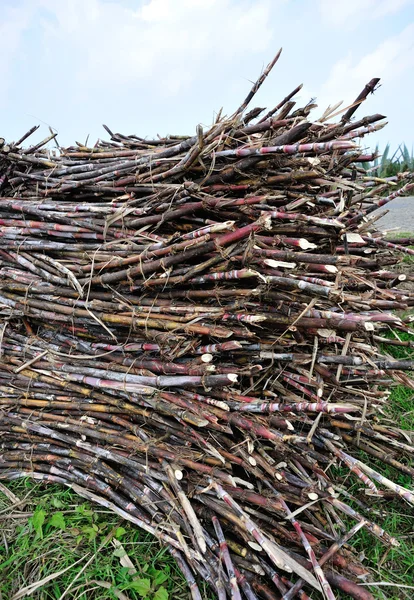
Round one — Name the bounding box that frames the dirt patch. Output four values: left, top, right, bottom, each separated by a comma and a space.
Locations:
376, 196, 414, 231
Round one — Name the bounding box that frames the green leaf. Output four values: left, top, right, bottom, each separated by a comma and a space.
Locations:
75, 504, 93, 516
153, 586, 168, 600
49, 512, 66, 531
82, 525, 98, 541
130, 578, 151, 597
52, 497, 64, 508
119, 567, 133, 580
31, 508, 46, 538
115, 526, 126, 539
153, 571, 168, 586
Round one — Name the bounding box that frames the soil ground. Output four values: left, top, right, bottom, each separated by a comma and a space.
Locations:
376, 196, 414, 231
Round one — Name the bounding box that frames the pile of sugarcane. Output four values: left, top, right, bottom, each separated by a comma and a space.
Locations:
1, 51, 414, 600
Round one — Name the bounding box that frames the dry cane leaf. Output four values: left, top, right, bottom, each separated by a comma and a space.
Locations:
12, 555, 89, 599
90, 580, 132, 600
112, 538, 137, 575
264, 538, 322, 592
0, 481, 22, 505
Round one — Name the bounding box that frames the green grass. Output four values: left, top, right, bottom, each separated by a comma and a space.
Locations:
0, 335, 413, 599
385, 232, 414, 240
0, 479, 190, 599
350, 507, 414, 600
384, 232, 414, 266
379, 330, 414, 430
329, 458, 414, 599
332, 330, 414, 599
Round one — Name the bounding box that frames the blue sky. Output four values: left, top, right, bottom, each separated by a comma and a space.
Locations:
1, 0, 414, 153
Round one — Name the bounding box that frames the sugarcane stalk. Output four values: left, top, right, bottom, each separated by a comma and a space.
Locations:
1, 58, 413, 600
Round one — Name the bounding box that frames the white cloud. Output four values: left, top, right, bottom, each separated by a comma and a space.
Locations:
0, 0, 282, 143
0, 2, 36, 98
34, 0, 274, 95
318, 0, 414, 27
317, 23, 414, 110
0, 0, 412, 150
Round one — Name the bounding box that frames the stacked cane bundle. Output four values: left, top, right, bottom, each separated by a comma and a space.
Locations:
1, 52, 413, 599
